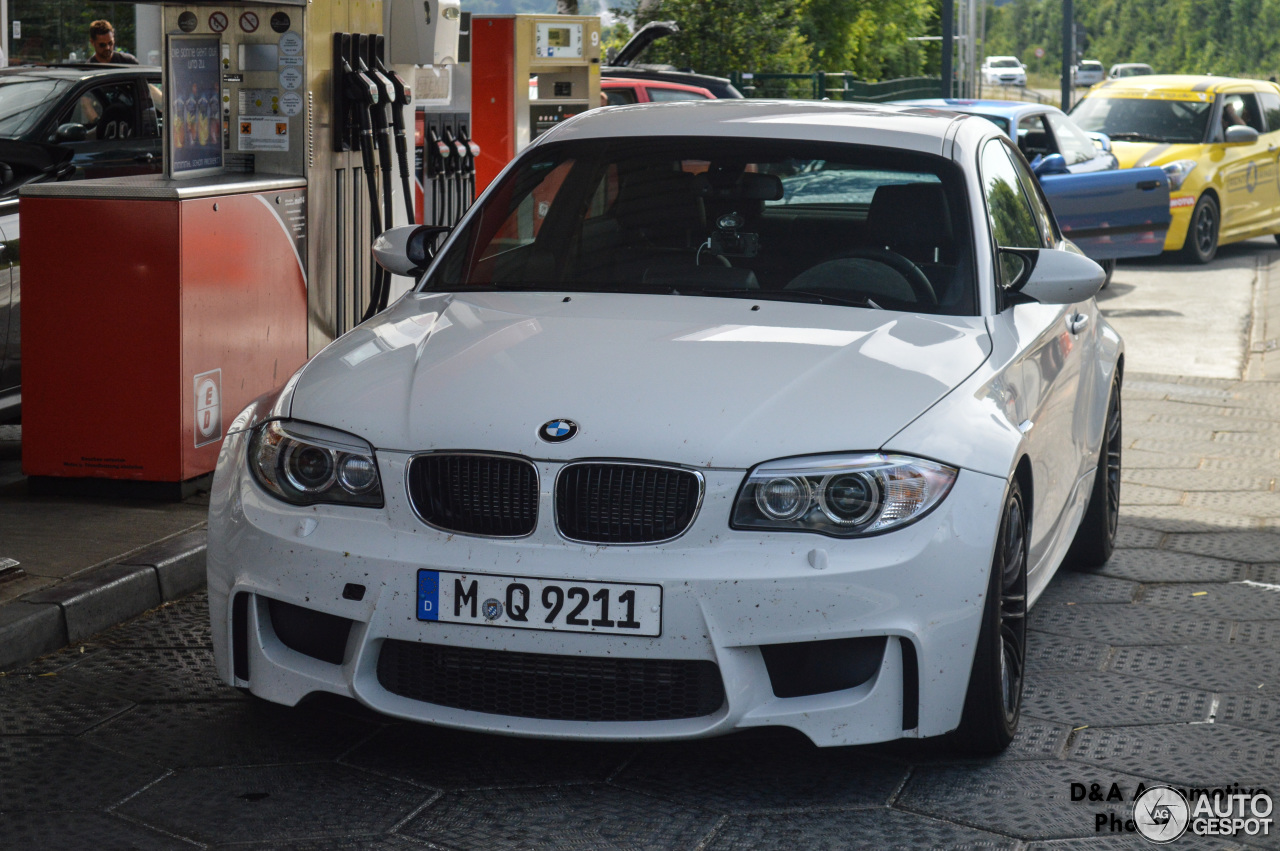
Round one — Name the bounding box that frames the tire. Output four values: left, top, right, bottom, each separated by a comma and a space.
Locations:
1066, 379, 1122, 569
953, 478, 1028, 756
1178, 194, 1219, 264
1099, 258, 1116, 289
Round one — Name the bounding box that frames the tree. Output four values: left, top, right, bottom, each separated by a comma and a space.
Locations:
801, 0, 934, 79
618, 0, 812, 76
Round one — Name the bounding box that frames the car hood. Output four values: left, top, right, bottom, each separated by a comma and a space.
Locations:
1111, 140, 1200, 170
289, 292, 992, 469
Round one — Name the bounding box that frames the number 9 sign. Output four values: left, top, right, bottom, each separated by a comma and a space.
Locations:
591, 31, 599, 46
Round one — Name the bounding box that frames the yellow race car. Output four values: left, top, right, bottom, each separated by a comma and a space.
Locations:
1071, 74, 1280, 262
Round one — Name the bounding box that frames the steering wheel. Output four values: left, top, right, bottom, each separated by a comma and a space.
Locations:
789, 247, 937, 306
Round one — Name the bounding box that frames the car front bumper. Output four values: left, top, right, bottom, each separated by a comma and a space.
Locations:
207, 431, 1007, 747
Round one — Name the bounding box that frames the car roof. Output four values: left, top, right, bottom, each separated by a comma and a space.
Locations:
0, 64, 159, 83
1091, 74, 1280, 96
544, 99, 979, 155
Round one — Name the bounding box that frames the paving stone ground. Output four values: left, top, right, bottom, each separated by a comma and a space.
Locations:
2, 373, 1279, 849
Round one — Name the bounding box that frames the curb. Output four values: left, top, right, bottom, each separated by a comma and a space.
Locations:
0, 529, 207, 670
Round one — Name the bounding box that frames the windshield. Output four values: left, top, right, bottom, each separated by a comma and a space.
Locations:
990, 59, 1020, 68
422, 137, 977, 316
1071, 95, 1212, 144
0, 78, 72, 139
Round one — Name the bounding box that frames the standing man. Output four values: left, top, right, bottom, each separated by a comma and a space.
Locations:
88, 20, 139, 64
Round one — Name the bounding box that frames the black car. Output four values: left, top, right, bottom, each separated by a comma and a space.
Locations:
0, 64, 163, 419
0, 64, 164, 181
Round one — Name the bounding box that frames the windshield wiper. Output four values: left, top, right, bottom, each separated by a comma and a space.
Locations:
1105, 132, 1166, 142
689, 288, 884, 309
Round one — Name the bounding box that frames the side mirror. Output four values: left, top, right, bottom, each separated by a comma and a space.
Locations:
55, 122, 87, 142
1086, 131, 1112, 152
999, 247, 1106, 303
1225, 125, 1259, 145
372, 225, 452, 276
1032, 153, 1070, 177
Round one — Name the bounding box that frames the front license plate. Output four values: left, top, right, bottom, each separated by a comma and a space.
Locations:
417, 569, 662, 637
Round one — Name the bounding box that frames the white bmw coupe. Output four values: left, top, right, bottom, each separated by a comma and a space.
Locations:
208, 100, 1121, 755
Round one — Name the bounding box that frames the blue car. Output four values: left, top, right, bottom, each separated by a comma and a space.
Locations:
897, 99, 1171, 283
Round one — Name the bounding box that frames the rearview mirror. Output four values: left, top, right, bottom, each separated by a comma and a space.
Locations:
55, 122, 87, 142
1225, 125, 1259, 145
372, 225, 452, 276
999, 247, 1106, 303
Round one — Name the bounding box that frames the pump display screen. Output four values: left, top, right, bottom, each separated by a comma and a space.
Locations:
535, 22, 583, 59
166, 34, 223, 176
240, 43, 278, 72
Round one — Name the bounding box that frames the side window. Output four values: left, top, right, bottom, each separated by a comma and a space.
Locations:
1046, 112, 1099, 165
1017, 114, 1053, 159
58, 83, 138, 141
981, 139, 1044, 286
1221, 93, 1264, 136
1259, 91, 1280, 132
605, 89, 637, 106
646, 87, 709, 102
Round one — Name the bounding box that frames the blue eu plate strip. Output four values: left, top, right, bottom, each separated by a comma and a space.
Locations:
417, 569, 439, 621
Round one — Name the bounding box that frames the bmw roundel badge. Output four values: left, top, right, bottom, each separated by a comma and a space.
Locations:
540, 419, 579, 443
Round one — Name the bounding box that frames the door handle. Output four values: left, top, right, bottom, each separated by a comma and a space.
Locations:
1136, 180, 1160, 190
135, 153, 155, 163
1068, 313, 1090, 335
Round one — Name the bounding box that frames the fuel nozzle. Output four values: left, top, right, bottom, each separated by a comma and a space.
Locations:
426, 126, 450, 178
458, 125, 479, 175
440, 127, 462, 176
341, 57, 378, 106
444, 126, 467, 166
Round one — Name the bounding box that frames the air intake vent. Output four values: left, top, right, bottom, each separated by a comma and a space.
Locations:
378, 640, 725, 721
556, 463, 702, 544
407, 453, 538, 537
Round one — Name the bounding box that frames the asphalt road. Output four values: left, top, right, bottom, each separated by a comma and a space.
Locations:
3, 243, 1280, 849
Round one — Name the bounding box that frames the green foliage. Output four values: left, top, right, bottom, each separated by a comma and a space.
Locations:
618, 0, 812, 76
985, 0, 1280, 80
800, 0, 935, 79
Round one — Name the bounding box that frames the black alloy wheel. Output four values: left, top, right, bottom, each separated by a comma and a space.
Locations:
953, 478, 1028, 755
1179, 194, 1219, 263
1099, 258, 1116, 289
1066, 379, 1122, 569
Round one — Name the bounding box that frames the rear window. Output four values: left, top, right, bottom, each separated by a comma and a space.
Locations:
1080, 62, 1103, 72
425, 136, 978, 316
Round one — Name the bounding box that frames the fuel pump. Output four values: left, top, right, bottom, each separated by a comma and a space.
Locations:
471, 14, 602, 193
17, 0, 447, 496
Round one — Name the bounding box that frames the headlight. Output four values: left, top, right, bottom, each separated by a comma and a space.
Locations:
248, 420, 383, 507
1161, 159, 1197, 191
732, 453, 958, 537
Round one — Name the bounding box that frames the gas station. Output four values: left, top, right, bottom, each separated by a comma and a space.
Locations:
14, 0, 601, 497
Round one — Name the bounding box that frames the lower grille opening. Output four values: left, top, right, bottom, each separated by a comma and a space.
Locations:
232, 592, 250, 681
266, 598, 354, 665
760, 636, 887, 698
377, 640, 725, 722
901, 637, 919, 730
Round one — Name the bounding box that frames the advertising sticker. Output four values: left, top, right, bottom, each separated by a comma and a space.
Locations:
167, 34, 223, 177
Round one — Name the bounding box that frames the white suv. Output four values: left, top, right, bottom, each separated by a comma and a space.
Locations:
982, 56, 1026, 87
1072, 60, 1105, 87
